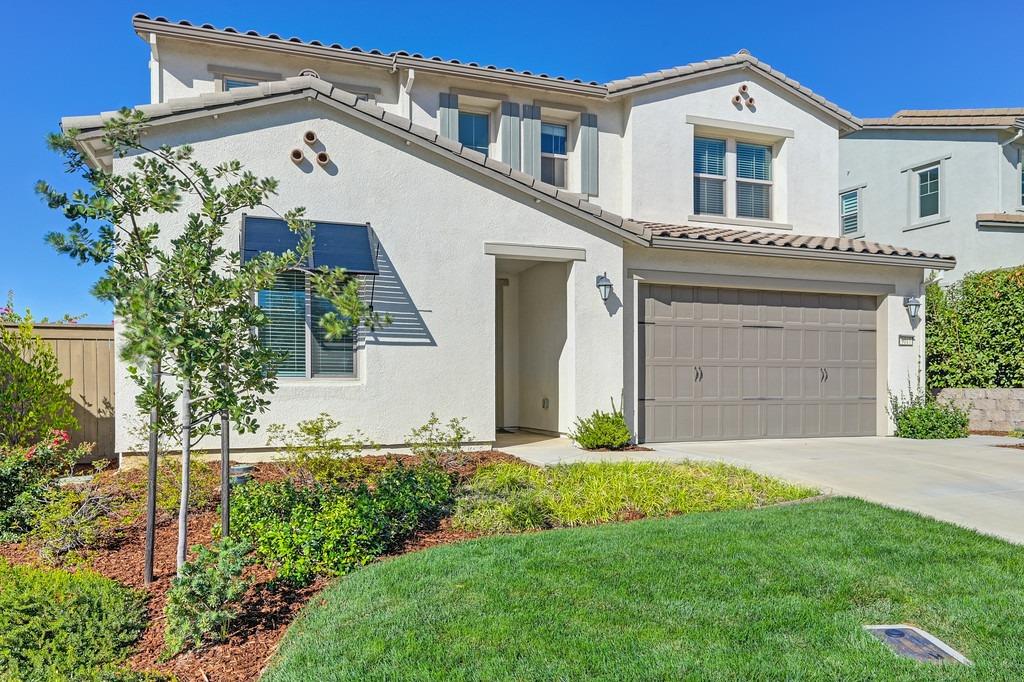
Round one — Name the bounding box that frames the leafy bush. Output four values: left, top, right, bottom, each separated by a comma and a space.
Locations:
123, 456, 219, 518
568, 400, 632, 450
926, 267, 1024, 390
230, 462, 453, 584
26, 482, 125, 564
163, 537, 252, 657
267, 413, 376, 486
0, 318, 77, 448
0, 432, 89, 539
453, 461, 817, 533
0, 560, 147, 681
888, 389, 969, 439
406, 414, 470, 464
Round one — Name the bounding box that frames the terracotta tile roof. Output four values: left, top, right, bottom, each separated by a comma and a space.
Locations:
863, 108, 1024, 129
636, 221, 955, 264
132, 16, 859, 129
61, 76, 953, 269
132, 14, 603, 91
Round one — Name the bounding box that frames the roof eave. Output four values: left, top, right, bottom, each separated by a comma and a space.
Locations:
650, 236, 956, 270
133, 17, 607, 98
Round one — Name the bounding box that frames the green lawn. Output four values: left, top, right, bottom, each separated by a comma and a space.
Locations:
265, 498, 1024, 681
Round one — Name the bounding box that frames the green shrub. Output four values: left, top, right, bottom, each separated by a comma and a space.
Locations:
406, 414, 470, 464
163, 537, 252, 658
0, 560, 147, 681
568, 400, 632, 450
125, 456, 219, 517
0, 319, 77, 448
0, 434, 89, 539
889, 389, 969, 439
27, 482, 124, 564
926, 267, 1024, 390
267, 413, 376, 486
230, 462, 453, 584
452, 461, 817, 533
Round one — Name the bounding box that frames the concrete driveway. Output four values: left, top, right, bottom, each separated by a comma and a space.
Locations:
504, 435, 1024, 544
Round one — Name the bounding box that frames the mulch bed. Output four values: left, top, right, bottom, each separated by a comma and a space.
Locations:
0, 449, 516, 682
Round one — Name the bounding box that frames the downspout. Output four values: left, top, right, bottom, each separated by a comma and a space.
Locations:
405, 67, 416, 121
148, 32, 162, 103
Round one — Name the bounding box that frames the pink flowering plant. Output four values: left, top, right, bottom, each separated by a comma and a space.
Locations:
0, 431, 90, 539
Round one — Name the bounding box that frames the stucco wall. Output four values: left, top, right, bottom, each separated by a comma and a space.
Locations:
625, 70, 842, 235
112, 98, 626, 453
840, 129, 1024, 280
936, 388, 1024, 433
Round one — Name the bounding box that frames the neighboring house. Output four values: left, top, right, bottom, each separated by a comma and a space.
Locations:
63, 14, 954, 453
840, 109, 1024, 280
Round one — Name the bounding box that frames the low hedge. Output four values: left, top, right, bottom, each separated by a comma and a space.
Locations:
0, 560, 148, 681
230, 461, 453, 584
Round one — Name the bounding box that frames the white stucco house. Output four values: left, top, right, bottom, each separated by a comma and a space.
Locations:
840, 109, 1024, 281
63, 15, 955, 456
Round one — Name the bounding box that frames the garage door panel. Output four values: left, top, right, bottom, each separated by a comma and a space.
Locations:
640, 284, 877, 442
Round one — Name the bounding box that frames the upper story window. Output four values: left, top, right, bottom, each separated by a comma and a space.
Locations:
224, 77, 260, 90
736, 142, 773, 220
458, 111, 490, 157
918, 165, 940, 219
840, 190, 860, 236
541, 123, 568, 188
258, 272, 355, 379
693, 137, 726, 216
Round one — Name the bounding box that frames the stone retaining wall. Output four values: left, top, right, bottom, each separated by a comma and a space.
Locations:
936, 388, 1024, 433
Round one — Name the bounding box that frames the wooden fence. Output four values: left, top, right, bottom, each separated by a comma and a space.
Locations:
4, 324, 115, 460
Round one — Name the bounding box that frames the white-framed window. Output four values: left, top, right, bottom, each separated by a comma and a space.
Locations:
458, 111, 490, 157
541, 122, 568, 188
840, 190, 860, 236
257, 271, 355, 379
693, 137, 726, 216
735, 142, 773, 220
918, 165, 940, 219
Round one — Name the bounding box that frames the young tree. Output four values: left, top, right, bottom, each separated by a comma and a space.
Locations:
40, 109, 386, 574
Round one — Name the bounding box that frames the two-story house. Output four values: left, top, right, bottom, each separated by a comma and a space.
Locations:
63, 15, 954, 456
840, 109, 1024, 280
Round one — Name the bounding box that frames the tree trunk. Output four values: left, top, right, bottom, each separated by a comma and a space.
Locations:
220, 411, 230, 538
176, 378, 191, 573
144, 361, 160, 585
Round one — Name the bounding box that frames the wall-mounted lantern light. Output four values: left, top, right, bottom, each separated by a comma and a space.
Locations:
596, 273, 613, 301
903, 296, 921, 320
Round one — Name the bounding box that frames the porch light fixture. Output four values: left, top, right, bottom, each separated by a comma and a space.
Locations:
903, 296, 921, 320
596, 273, 613, 301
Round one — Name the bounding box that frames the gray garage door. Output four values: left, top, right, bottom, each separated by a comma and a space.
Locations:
639, 284, 877, 442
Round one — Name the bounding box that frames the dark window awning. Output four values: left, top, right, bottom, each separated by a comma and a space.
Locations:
241, 216, 379, 275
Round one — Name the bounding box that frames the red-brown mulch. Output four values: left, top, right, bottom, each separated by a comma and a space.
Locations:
0, 450, 517, 682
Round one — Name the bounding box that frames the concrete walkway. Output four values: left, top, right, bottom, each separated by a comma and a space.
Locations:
502, 435, 1024, 544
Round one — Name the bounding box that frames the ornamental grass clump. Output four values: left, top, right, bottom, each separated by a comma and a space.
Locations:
568, 400, 632, 450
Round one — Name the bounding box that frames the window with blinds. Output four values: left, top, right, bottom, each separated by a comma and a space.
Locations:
736, 142, 772, 220
258, 272, 356, 378
840, 190, 859, 235
540, 122, 568, 188
693, 137, 726, 215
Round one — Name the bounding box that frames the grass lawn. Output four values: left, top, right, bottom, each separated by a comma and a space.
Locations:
265, 498, 1024, 681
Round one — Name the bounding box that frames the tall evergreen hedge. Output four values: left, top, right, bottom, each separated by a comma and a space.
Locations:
926, 265, 1024, 390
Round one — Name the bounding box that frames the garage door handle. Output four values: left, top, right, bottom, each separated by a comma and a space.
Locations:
824, 368, 829, 382
820, 368, 825, 383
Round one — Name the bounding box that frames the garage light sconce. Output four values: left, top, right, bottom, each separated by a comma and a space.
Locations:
903, 296, 921, 320
596, 273, 613, 301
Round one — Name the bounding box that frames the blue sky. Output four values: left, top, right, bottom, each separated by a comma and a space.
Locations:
2, 0, 1017, 322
